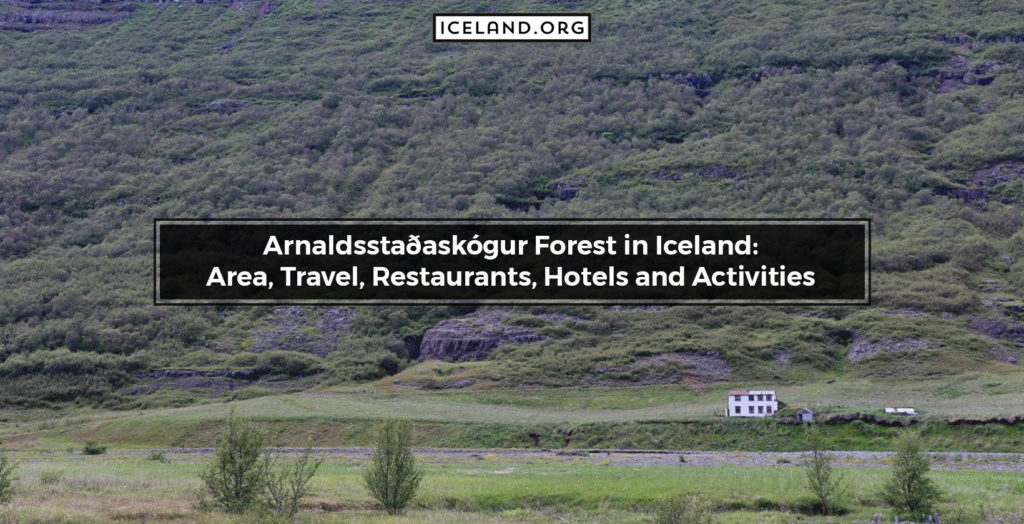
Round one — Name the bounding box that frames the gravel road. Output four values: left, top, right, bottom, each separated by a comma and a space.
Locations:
110, 448, 1024, 472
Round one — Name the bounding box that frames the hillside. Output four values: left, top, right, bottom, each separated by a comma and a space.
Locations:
0, 0, 1023, 409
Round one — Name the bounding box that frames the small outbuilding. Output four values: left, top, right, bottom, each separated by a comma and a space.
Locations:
795, 408, 814, 423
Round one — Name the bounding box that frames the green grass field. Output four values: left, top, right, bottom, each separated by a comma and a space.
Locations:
1, 450, 1022, 523
4, 373, 1024, 452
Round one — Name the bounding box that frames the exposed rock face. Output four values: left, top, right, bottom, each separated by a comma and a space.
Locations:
646, 71, 714, 96
973, 162, 1024, 186
968, 316, 1024, 344
248, 307, 354, 356
934, 162, 1024, 205
846, 336, 929, 361
937, 56, 999, 92
204, 99, 248, 115
933, 186, 989, 204
418, 311, 543, 362
548, 177, 584, 201
0, 0, 262, 32
0, 1, 135, 31
989, 345, 1021, 365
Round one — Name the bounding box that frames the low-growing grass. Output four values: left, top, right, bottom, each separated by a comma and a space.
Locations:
0, 452, 1021, 523
6, 374, 1024, 451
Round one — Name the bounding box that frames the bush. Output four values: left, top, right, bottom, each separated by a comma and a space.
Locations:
881, 430, 940, 516
82, 441, 107, 455
254, 351, 324, 378
38, 470, 63, 485
0, 445, 16, 504
199, 412, 270, 513
264, 446, 323, 517
655, 493, 713, 524
149, 451, 169, 463
363, 419, 422, 515
802, 425, 846, 515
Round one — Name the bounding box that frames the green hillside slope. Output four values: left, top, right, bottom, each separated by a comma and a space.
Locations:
0, 0, 1023, 408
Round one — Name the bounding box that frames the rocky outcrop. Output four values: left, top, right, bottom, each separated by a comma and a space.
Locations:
989, 345, 1021, 365
968, 316, 1024, 344
496, 178, 582, 211
418, 310, 544, 362
973, 162, 1024, 186
932, 186, 989, 204
0, 1, 135, 31
548, 177, 585, 201
933, 162, 1024, 205
248, 307, 354, 356
0, 0, 252, 32
645, 71, 714, 96
204, 99, 248, 115
846, 336, 929, 361
142, 368, 257, 380
937, 56, 999, 92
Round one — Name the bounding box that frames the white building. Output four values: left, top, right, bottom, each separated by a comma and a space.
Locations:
885, 407, 917, 415
727, 390, 778, 417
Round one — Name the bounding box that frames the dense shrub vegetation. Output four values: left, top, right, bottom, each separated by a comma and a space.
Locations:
0, 0, 1022, 405
364, 419, 422, 515
0, 445, 15, 505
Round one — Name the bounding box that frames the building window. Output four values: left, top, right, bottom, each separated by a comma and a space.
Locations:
734, 406, 740, 414
758, 406, 764, 414
734, 395, 741, 401
748, 395, 754, 401
767, 407, 773, 414
757, 394, 764, 401
748, 406, 754, 413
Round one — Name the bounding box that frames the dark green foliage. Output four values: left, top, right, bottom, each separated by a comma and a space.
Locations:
0, 349, 146, 407
655, 493, 713, 524
0, 445, 16, 505
363, 419, 423, 515
264, 446, 323, 517
0, 0, 1021, 403
881, 430, 941, 516
802, 425, 846, 515
82, 441, 107, 455
252, 351, 323, 378
199, 413, 269, 513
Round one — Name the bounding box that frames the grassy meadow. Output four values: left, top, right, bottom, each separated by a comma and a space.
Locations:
4, 372, 1024, 452
0, 450, 1023, 523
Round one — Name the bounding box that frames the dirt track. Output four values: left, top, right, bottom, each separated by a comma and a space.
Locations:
115, 448, 1024, 472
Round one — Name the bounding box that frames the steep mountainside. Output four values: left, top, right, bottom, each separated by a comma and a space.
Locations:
0, 0, 1023, 407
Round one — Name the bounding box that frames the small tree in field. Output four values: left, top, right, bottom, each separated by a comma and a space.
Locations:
881, 430, 940, 516
0, 444, 16, 505
363, 419, 422, 515
199, 412, 270, 513
802, 425, 846, 514
655, 493, 713, 524
264, 445, 323, 517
